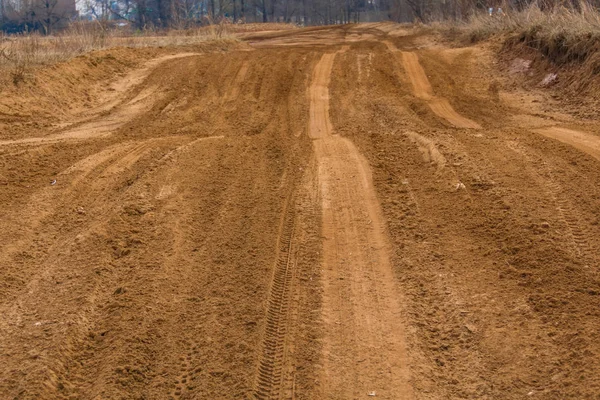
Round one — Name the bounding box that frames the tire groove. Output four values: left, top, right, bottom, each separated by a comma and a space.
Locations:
506, 141, 593, 261
253, 198, 297, 400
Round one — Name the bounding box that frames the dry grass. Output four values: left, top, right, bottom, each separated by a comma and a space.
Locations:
0, 22, 255, 84
438, 4, 600, 67
0, 21, 298, 85
438, 4, 600, 96
455, 4, 600, 45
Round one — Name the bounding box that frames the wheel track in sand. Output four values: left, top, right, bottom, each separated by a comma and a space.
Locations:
226, 60, 250, 101
0, 93, 162, 147
0, 136, 188, 347
309, 47, 414, 399
506, 140, 595, 263
0, 138, 159, 278
532, 126, 600, 162
0, 54, 202, 148
17, 135, 223, 399
545, 178, 593, 260
254, 197, 298, 400
384, 41, 481, 129
0, 142, 137, 302
0, 141, 157, 397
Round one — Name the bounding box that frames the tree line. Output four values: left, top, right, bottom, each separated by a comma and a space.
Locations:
2, 0, 600, 33
1, 0, 398, 32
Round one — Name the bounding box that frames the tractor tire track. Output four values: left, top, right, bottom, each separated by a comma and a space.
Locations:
254, 197, 298, 400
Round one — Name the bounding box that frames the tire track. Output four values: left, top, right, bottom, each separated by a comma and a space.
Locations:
0, 54, 202, 148
384, 41, 481, 129
226, 60, 250, 101
310, 48, 414, 399
0, 142, 135, 302
0, 139, 181, 398
506, 140, 593, 261
254, 197, 298, 400
546, 178, 593, 259
171, 343, 198, 399
34, 135, 220, 399
532, 126, 600, 162
0, 94, 160, 146
308, 53, 336, 138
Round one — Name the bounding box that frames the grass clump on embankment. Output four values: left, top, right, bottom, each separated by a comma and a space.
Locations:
463, 5, 600, 63
442, 4, 600, 96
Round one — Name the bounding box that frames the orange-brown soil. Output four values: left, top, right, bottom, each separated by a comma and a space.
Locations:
1, 23, 600, 400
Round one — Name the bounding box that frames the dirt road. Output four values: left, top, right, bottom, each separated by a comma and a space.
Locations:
1, 23, 600, 399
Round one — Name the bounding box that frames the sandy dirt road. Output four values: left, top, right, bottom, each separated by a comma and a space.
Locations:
1, 23, 600, 400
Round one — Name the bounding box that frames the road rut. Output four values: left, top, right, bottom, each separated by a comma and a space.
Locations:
309, 49, 414, 399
